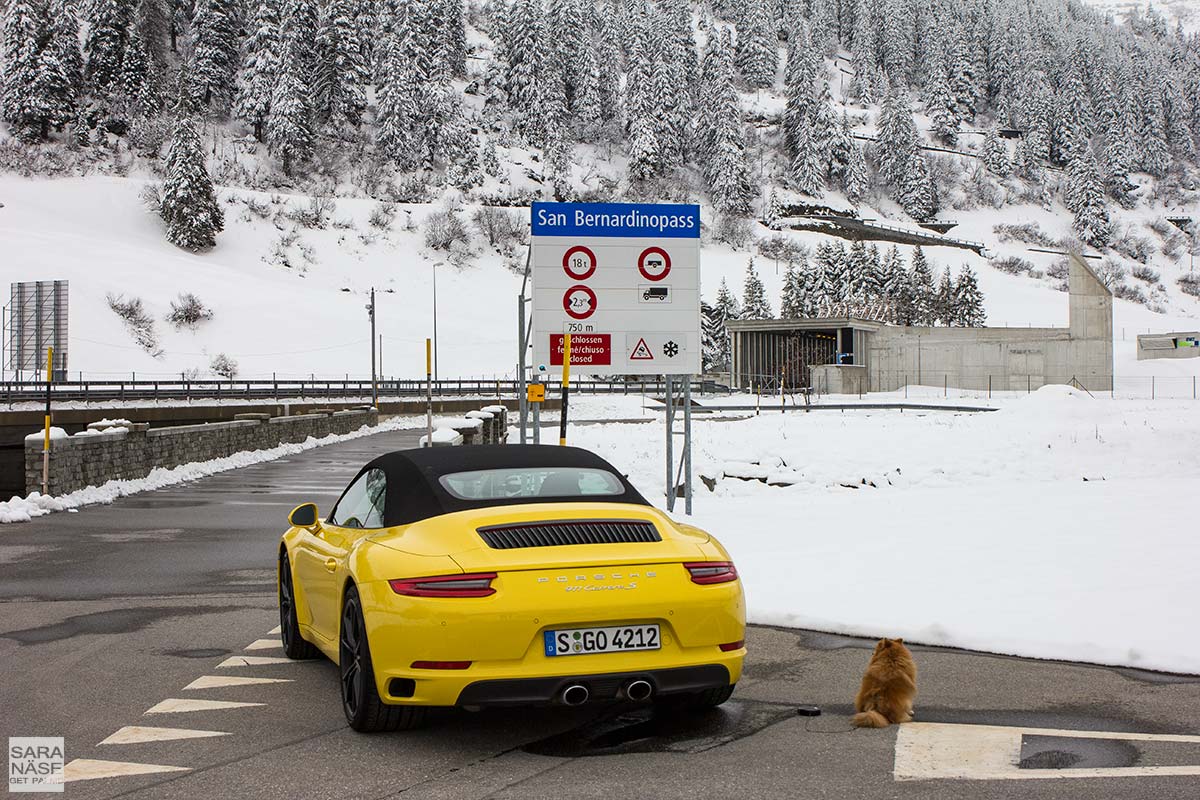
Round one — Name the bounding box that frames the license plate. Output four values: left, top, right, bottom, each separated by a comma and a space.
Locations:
544, 624, 660, 657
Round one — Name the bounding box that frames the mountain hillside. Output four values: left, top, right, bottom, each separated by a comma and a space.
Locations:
1, 0, 1198, 381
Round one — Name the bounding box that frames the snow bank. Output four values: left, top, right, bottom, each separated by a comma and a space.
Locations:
23, 427, 68, 443
419, 428, 464, 447
566, 389, 1200, 674
1, 416, 425, 526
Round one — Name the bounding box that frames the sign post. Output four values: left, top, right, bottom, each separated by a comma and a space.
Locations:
42, 347, 53, 496
530, 202, 701, 510
425, 338, 433, 447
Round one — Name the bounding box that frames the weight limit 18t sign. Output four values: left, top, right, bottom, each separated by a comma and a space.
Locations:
530, 201, 701, 377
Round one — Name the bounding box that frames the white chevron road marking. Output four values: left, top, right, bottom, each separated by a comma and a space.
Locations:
244, 638, 283, 650
268, 625, 282, 634
64, 758, 189, 782
99, 726, 230, 745
183, 674, 293, 690
144, 698, 264, 714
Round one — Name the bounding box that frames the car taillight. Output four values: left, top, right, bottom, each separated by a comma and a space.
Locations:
684, 561, 738, 585
410, 660, 472, 670
719, 640, 745, 652
389, 572, 497, 597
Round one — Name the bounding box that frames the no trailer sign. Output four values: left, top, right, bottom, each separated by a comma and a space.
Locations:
531, 202, 701, 377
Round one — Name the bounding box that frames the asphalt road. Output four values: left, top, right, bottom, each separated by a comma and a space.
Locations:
2, 429, 1198, 799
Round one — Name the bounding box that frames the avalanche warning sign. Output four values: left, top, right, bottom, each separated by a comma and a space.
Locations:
629, 337, 654, 360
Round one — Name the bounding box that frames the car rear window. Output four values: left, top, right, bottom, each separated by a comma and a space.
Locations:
438, 467, 625, 501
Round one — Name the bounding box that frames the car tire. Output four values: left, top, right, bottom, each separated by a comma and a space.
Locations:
279, 552, 320, 660
339, 584, 425, 733
656, 683, 736, 712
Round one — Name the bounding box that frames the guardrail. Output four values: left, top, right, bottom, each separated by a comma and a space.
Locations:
0, 378, 731, 404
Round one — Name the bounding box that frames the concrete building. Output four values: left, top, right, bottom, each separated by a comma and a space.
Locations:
727, 254, 1113, 393
1136, 332, 1200, 360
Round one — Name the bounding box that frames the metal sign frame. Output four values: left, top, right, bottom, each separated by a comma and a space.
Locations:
8, 281, 69, 380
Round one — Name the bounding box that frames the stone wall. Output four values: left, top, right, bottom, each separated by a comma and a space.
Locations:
25, 408, 378, 496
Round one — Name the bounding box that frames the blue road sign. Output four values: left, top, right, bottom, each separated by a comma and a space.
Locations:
531, 202, 701, 239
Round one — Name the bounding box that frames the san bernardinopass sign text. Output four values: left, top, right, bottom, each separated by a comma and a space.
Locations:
530, 201, 701, 377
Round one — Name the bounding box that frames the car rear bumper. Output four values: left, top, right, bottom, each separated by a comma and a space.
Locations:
453, 664, 731, 707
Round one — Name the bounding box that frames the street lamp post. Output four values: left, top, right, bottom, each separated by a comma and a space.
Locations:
367, 287, 377, 407
432, 262, 443, 383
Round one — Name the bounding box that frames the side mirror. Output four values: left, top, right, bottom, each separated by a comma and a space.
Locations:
289, 503, 319, 529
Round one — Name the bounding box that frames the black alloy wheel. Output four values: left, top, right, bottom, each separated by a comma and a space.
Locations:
339, 584, 425, 732
279, 552, 319, 660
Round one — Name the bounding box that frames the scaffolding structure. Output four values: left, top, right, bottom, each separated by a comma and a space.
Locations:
6, 280, 69, 381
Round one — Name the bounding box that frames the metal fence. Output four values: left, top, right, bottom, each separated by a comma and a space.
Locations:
0, 377, 731, 405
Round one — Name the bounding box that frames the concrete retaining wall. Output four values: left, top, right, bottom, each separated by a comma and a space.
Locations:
25, 408, 378, 496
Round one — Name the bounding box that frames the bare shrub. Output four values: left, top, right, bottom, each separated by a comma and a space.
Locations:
265, 229, 317, 272
472, 206, 527, 252
714, 214, 753, 249
240, 195, 274, 219
993, 223, 1058, 247
385, 174, 433, 203
126, 116, 172, 158
1110, 230, 1154, 263
210, 353, 238, 379
166, 293, 214, 329
757, 234, 806, 268
1094, 258, 1128, 289
368, 202, 396, 229
106, 293, 161, 356
991, 256, 1033, 275
1179, 275, 1200, 298
283, 195, 336, 228
332, 216, 355, 230
424, 205, 471, 261
1113, 283, 1147, 305
139, 182, 164, 216
1131, 264, 1161, 285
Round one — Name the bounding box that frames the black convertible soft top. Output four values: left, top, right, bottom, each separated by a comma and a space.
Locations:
334, 444, 650, 527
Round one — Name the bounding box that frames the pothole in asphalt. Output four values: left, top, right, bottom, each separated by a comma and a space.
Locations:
1019, 735, 1138, 770
164, 648, 230, 658
521, 699, 795, 757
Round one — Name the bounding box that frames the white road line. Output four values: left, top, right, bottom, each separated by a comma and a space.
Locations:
144, 698, 265, 714
894, 722, 1200, 781
183, 675, 293, 690
65, 758, 189, 782
244, 638, 283, 650
99, 726, 230, 745
216, 655, 294, 668
268, 625, 281, 635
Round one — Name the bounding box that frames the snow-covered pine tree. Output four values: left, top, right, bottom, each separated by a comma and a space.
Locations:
1065, 146, 1112, 248
190, 0, 239, 110
701, 301, 727, 372
160, 113, 224, 250
877, 86, 918, 189
780, 263, 805, 319
828, 111, 853, 181
268, 31, 314, 174
543, 121, 573, 199
134, 0, 170, 69
899, 148, 938, 221
742, 259, 772, 319
703, 29, 751, 214
504, 0, 547, 145
981, 127, 1010, 176
845, 239, 870, 300
909, 246, 936, 325
791, 123, 824, 197
735, 0, 777, 89
764, 188, 782, 227
375, 18, 422, 170
234, 0, 279, 142
925, 47, 959, 145
843, 140, 868, 203
934, 267, 954, 326
85, 0, 133, 97
781, 20, 816, 158
1137, 85, 1169, 178
1102, 112, 1137, 205
952, 264, 986, 327
879, 0, 912, 85
2, 0, 45, 140
314, 0, 369, 128
439, 0, 467, 79
818, 242, 848, 302
712, 277, 741, 370
948, 27, 979, 122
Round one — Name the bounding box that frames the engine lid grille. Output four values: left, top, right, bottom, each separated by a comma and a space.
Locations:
476, 519, 662, 549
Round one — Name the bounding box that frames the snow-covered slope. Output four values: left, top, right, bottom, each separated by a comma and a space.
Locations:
2, 173, 1197, 380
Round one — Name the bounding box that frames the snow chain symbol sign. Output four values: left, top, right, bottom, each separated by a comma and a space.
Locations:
563, 285, 597, 320
531, 201, 700, 376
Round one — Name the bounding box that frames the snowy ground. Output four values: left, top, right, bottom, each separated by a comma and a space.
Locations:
2, 175, 1198, 383
561, 386, 1200, 675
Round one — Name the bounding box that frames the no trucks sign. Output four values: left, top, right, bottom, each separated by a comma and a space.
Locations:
530, 202, 701, 377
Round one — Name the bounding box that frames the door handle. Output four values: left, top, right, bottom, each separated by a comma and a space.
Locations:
324, 558, 338, 573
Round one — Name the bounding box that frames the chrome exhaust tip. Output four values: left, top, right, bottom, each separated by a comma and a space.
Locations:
625, 679, 653, 702
561, 684, 590, 706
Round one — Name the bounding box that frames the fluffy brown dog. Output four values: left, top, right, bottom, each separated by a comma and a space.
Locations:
852, 638, 917, 728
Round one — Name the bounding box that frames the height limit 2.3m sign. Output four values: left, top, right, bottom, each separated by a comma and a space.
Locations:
531, 202, 701, 376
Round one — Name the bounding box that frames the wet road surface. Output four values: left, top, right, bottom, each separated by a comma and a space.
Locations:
2, 428, 1198, 798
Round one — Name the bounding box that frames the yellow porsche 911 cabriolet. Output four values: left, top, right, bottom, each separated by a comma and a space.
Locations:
278, 444, 745, 732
